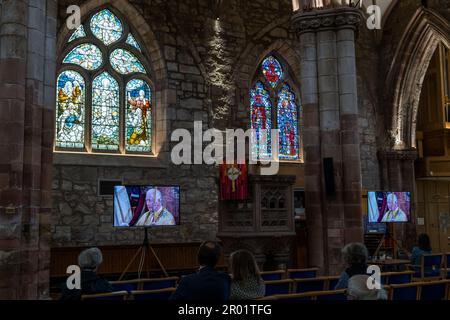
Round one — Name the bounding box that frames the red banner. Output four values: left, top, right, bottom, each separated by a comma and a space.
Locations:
219, 164, 248, 201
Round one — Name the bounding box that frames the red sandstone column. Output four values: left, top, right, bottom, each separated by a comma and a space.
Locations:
293, 7, 363, 275
0, 0, 56, 299
298, 30, 327, 272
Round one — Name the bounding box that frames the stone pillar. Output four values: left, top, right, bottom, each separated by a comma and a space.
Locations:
0, 0, 57, 299
293, 7, 363, 274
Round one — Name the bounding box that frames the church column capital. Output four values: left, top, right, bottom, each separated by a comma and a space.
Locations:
292, 7, 363, 34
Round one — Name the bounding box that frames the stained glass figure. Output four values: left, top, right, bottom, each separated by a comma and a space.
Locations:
68, 24, 86, 42
126, 79, 152, 152
250, 81, 272, 159
90, 9, 123, 45
126, 33, 141, 52
262, 56, 283, 88
56, 71, 85, 148
110, 49, 146, 74
63, 43, 103, 70
278, 84, 299, 160
91, 72, 120, 151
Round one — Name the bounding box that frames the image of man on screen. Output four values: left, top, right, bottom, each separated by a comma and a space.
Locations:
381, 193, 408, 222
135, 188, 176, 226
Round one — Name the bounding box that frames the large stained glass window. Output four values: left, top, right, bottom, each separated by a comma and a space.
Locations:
55, 8, 153, 155
126, 79, 152, 152
56, 71, 85, 148
250, 55, 301, 161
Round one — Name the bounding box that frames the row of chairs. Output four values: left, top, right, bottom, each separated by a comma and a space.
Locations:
260, 279, 450, 300
82, 288, 176, 301
410, 253, 450, 281
264, 271, 415, 296
110, 276, 179, 292
261, 268, 319, 281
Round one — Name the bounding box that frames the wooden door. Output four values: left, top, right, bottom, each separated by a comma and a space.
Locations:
416, 179, 450, 253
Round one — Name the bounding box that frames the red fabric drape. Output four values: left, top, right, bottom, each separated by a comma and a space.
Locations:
219, 164, 248, 201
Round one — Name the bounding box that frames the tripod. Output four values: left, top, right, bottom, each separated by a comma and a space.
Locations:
118, 228, 168, 281
373, 226, 407, 259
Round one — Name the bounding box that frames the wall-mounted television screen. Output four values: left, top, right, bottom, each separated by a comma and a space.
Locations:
367, 191, 411, 223
114, 185, 180, 227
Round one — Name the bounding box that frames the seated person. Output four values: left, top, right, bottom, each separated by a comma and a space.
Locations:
229, 250, 265, 300
335, 242, 369, 290
410, 233, 433, 275
60, 247, 113, 300
347, 275, 387, 300
170, 241, 231, 300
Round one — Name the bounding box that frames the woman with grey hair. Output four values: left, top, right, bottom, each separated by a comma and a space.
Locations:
347, 275, 388, 300
334, 242, 369, 290
60, 247, 113, 300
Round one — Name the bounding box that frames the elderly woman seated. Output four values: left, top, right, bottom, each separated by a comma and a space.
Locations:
334, 242, 369, 290
347, 275, 388, 300
60, 247, 113, 300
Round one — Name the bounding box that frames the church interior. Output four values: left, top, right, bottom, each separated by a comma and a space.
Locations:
1, 0, 450, 301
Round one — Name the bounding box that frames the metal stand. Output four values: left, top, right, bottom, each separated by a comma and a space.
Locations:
118, 228, 168, 281
373, 226, 406, 258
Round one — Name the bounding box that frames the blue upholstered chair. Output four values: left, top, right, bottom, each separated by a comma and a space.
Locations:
287, 268, 319, 279
264, 279, 293, 296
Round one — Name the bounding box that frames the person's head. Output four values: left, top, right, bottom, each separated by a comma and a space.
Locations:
342, 242, 368, 266
139, 90, 145, 98
146, 188, 162, 212
230, 250, 261, 283
387, 193, 399, 211
198, 241, 222, 268
417, 233, 431, 251
78, 247, 103, 272
347, 275, 387, 300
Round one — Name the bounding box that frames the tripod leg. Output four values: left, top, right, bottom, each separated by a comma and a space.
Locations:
119, 246, 143, 281
149, 245, 169, 277
373, 234, 386, 259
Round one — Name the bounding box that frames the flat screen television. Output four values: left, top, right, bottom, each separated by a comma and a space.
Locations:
367, 191, 411, 223
114, 185, 180, 227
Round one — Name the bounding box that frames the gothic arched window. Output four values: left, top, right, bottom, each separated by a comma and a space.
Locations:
56, 8, 153, 154
250, 55, 302, 161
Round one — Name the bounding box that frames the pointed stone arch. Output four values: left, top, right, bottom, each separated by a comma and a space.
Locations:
385, 8, 450, 150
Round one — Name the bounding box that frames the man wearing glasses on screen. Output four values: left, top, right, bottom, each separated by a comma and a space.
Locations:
135, 188, 176, 226
381, 193, 408, 222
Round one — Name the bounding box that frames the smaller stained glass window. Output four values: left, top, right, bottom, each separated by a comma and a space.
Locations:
68, 24, 86, 42
250, 81, 272, 159
262, 56, 283, 88
63, 43, 103, 70
126, 79, 152, 152
110, 49, 146, 74
278, 84, 299, 160
126, 34, 141, 52
90, 9, 123, 45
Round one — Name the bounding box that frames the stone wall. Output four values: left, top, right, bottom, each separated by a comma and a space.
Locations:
52, 0, 302, 248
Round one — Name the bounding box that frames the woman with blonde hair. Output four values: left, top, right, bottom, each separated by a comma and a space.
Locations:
229, 250, 265, 300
